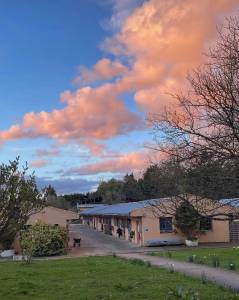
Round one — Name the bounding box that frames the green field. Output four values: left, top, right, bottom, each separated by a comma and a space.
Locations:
151, 247, 239, 271
0, 256, 238, 300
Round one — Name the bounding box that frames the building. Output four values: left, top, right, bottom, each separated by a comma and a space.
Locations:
27, 206, 79, 227
80, 198, 239, 245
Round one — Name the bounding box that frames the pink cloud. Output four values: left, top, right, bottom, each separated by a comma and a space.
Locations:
81, 139, 106, 156
73, 58, 128, 85
36, 145, 60, 158
30, 159, 49, 168
103, 0, 239, 111
0, 0, 238, 177
0, 84, 142, 148
63, 150, 163, 176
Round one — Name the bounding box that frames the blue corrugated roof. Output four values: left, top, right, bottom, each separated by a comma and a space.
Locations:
80, 199, 165, 216
80, 205, 109, 215
220, 198, 239, 208
77, 204, 107, 208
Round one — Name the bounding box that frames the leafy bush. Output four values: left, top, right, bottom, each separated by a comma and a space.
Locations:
20, 222, 68, 260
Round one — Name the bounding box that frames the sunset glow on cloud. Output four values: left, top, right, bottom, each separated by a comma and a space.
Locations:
30, 158, 49, 168
0, 0, 238, 192
0, 84, 142, 144
103, 0, 239, 111
74, 58, 128, 85
63, 151, 150, 176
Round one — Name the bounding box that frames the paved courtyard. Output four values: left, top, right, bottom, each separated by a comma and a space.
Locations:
68, 224, 141, 256
68, 224, 235, 257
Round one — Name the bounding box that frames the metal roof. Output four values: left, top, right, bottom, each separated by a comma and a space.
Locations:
80, 197, 239, 217
220, 198, 239, 208
80, 205, 109, 215
76, 204, 107, 208
80, 199, 164, 217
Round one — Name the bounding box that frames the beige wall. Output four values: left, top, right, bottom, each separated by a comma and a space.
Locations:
132, 206, 230, 244
81, 202, 231, 245
199, 218, 230, 243
27, 206, 79, 227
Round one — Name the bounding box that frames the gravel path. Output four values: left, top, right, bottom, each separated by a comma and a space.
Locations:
118, 253, 239, 291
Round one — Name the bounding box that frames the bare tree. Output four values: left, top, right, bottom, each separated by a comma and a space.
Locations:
148, 17, 239, 220
148, 157, 239, 222
150, 17, 239, 163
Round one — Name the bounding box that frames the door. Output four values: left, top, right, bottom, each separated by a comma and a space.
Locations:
230, 220, 239, 243
136, 219, 142, 245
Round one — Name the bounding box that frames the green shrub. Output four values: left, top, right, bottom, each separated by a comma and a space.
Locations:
20, 222, 68, 261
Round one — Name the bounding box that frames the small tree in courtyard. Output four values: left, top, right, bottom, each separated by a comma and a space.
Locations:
174, 202, 199, 240
0, 157, 45, 250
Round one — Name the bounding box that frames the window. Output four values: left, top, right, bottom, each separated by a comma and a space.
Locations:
200, 217, 212, 231
160, 217, 173, 233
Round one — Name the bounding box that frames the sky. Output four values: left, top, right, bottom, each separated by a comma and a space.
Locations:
0, 0, 238, 194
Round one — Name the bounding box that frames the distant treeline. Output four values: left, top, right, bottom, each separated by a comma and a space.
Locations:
94, 159, 239, 204
46, 157, 239, 208
45, 185, 102, 210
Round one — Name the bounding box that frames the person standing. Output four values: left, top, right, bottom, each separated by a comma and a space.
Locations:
116, 227, 122, 239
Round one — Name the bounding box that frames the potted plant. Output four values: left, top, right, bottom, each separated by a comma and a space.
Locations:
174, 201, 199, 247
185, 237, 198, 247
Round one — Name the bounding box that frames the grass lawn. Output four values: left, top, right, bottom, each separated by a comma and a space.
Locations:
0, 256, 238, 300
151, 247, 239, 271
